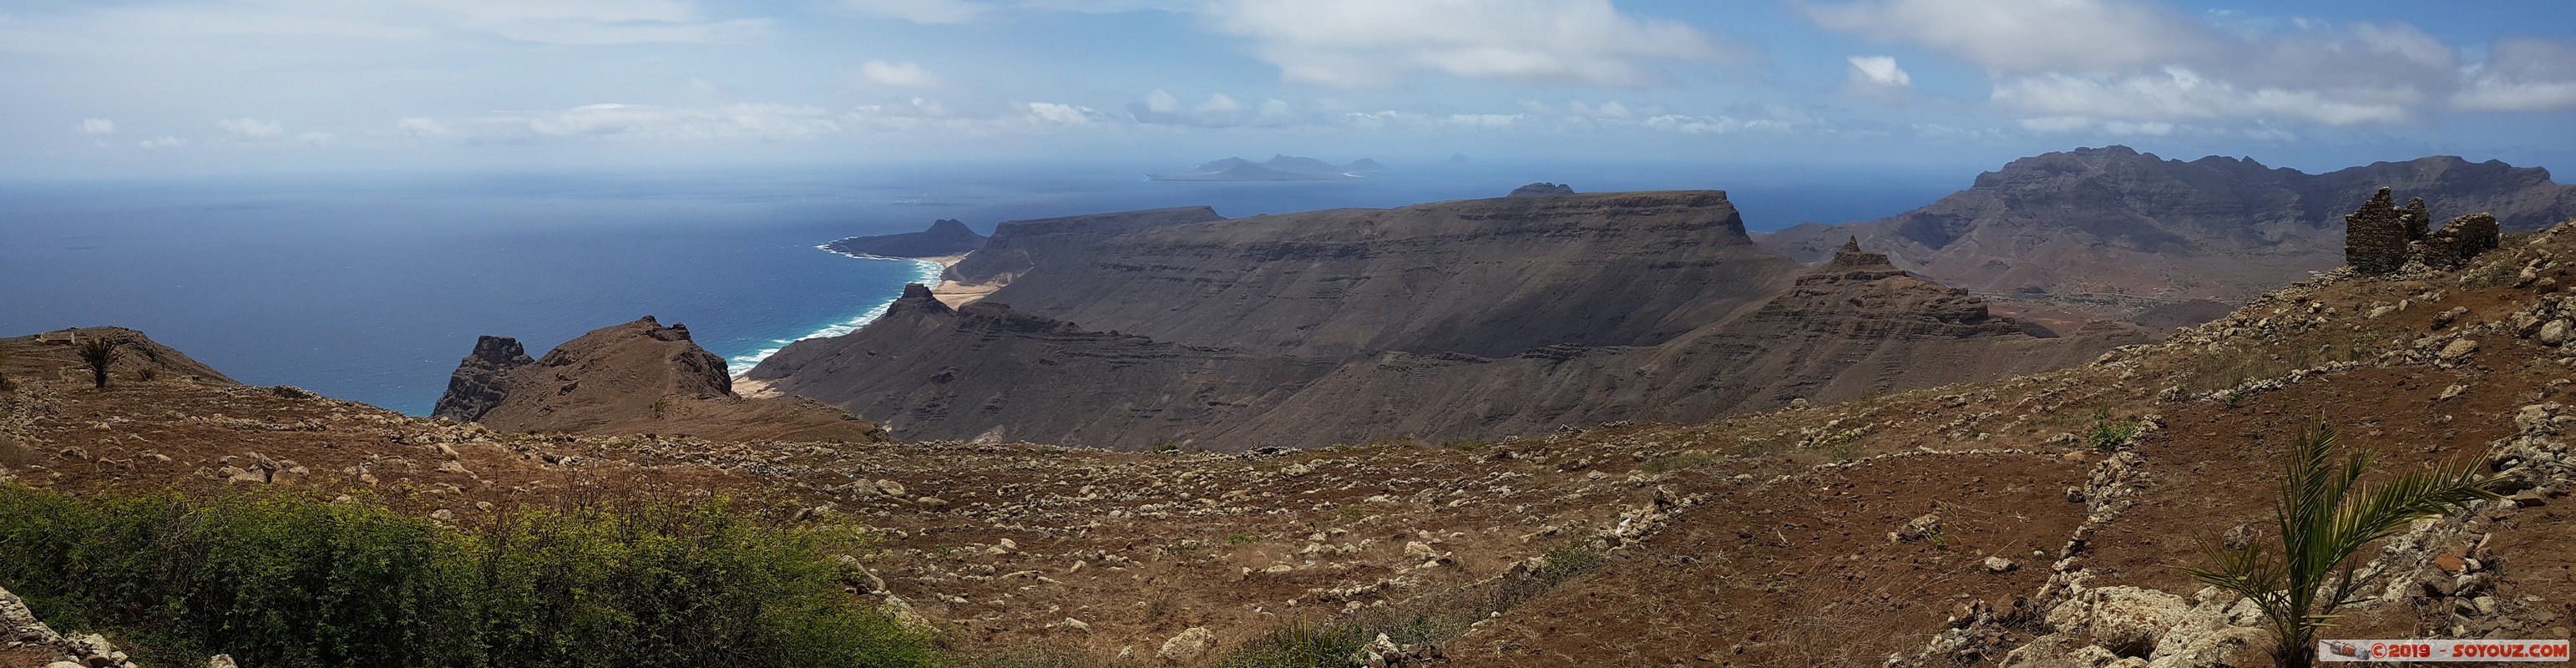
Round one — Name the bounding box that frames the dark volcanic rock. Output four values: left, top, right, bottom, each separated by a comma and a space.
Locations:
752, 193, 2131, 449
1508, 183, 1576, 197
438, 316, 888, 442
431, 336, 533, 422
945, 206, 1224, 286
1758, 146, 2576, 311
823, 219, 986, 259
968, 191, 1792, 359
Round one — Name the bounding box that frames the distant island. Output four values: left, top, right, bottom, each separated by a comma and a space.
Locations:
1149, 154, 1384, 181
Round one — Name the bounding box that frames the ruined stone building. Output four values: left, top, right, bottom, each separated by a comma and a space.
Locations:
2345, 186, 2503, 273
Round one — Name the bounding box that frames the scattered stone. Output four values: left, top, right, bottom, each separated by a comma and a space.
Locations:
1158, 626, 1216, 662
2438, 339, 2479, 362
2432, 307, 2470, 330
1983, 556, 2017, 574
2542, 319, 2571, 346
1890, 514, 1942, 543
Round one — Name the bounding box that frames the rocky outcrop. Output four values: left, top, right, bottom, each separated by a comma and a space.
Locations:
430, 336, 532, 422
1758, 146, 2576, 323
435, 316, 888, 443
1, 584, 149, 668
823, 219, 987, 259
1507, 182, 1575, 197
752, 205, 2135, 449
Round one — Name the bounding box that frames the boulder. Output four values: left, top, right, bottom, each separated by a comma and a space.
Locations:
1158, 626, 1216, 663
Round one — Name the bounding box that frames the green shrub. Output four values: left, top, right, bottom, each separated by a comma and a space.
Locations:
0, 485, 937, 668
76, 338, 119, 389
2086, 410, 2143, 452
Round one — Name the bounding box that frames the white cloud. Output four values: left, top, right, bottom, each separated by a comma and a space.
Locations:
388, 99, 1130, 143
1130, 90, 1288, 127
1642, 114, 1790, 134
843, 0, 991, 23
138, 135, 188, 149
1207, 0, 1736, 88
858, 60, 942, 87
1846, 55, 1910, 87
216, 117, 286, 139
1993, 66, 2417, 125
395, 117, 455, 137
78, 118, 116, 134
1808, 0, 2460, 129
1804, 0, 2215, 73
1142, 89, 1181, 114
392, 0, 772, 43
1194, 93, 1242, 114
520, 103, 844, 139
1023, 102, 1096, 125
1014, 0, 1205, 12
2453, 38, 2576, 112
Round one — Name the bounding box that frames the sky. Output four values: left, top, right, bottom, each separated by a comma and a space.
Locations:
5, 0, 2576, 178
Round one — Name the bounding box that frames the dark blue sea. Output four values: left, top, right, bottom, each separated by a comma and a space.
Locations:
0, 160, 1962, 415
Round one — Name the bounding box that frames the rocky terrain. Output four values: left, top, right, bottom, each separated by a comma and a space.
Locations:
430, 316, 887, 443
1757, 146, 2576, 331
5, 194, 2574, 666
751, 190, 2132, 449
825, 218, 988, 259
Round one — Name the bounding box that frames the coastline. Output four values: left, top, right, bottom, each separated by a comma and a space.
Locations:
914, 253, 1001, 307
727, 248, 994, 397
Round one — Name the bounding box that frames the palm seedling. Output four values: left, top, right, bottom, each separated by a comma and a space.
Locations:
76, 337, 121, 389
2178, 418, 2497, 668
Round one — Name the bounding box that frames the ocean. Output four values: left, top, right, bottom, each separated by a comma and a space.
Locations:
0, 160, 1963, 415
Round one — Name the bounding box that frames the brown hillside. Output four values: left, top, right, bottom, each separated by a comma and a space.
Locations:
4, 209, 2573, 668
432, 316, 888, 443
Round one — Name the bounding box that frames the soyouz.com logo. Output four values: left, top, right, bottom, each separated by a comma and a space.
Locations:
2320, 639, 2569, 661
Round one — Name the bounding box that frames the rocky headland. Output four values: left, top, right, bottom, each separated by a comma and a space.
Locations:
432, 316, 888, 443
748, 189, 2135, 449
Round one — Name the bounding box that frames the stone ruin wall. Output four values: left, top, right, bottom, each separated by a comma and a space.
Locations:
2345, 186, 2503, 273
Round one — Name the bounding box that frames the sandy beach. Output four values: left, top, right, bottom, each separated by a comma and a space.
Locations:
915, 253, 1003, 307
731, 250, 994, 397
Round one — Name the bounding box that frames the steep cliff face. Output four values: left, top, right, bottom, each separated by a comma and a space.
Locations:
977, 191, 1796, 359
944, 206, 1225, 286
1195, 255, 2139, 446
822, 219, 987, 258
749, 286, 1334, 448
430, 336, 532, 422
435, 317, 887, 443
752, 192, 2122, 449
1756, 147, 2576, 323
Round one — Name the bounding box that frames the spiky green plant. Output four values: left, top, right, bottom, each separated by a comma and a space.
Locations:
2178, 419, 2497, 668
76, 337, 121, 389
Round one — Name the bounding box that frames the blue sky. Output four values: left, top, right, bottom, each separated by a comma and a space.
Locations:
5, 0, 2575, 178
